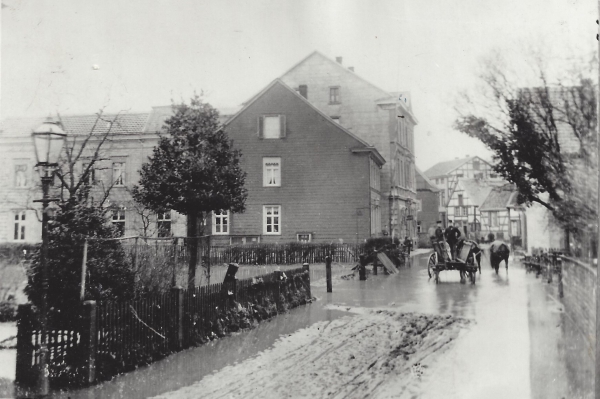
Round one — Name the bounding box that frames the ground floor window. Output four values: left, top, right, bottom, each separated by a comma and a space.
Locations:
13, 211, 26, 241
297, 233, 312, 242
263, 205, 281, 234
213, 210, 229, 235
111, 208, 126, 237
157, 212, 172, 237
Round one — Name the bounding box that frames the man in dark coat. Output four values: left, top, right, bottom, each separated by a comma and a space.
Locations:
444, 220, 461, 260
403, 236, 413, 256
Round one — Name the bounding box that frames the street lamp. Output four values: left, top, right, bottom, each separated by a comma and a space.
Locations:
31, 117, 66, 396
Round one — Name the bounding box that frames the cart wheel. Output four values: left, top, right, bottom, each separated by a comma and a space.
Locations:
427, 253, 436, 279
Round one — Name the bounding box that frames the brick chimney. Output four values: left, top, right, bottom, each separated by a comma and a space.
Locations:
298, 85, 308, 99
336, 56, 343, 64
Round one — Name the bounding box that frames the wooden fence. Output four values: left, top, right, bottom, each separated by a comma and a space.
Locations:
209, 243, 363, 265
15, 266, 311, 389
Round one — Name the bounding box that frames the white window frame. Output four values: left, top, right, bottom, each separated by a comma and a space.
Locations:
297, 233, 312, 242
13, 211, 26, 241
157, 211, 172, 237
212, 210, 230, 235
111, 208, 126, 236
112, 162, 125, 186
263, 205, 281, 235
263, 157, 281, 187
14, 164, 29, 188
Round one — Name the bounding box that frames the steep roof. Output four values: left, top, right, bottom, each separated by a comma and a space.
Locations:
416, 167, 439, 192
424, 156, 491, 178
480, 183, 521, 211
143, 105, 240, 133
224, 78, 386, 165
1, 113, 150, 137
280, 51, 418, 124
456, 179, 501, 207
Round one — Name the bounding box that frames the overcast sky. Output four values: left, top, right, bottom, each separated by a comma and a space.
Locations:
1, 0, 596, 170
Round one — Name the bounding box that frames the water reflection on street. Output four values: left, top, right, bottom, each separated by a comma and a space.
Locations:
17, 252, 591, 398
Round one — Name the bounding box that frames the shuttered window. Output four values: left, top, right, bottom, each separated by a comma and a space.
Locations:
258, 115, 286, 139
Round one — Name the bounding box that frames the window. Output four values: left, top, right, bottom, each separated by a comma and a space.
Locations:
213, 210, 229, 235
157, 212, 172, 237
112, 162, 125, 186
82, 163, 96, 185
329, 87, 340, 103
473, 160, 480, 170
331, 116, 341, 124
263, 205, 281, 235
13, 211, 26, 241
259, 115, 286, 139
297, 233, 312, 242
263, 157, 281, 187
14, 164, 28, 187
458, 194, 464, 206
511, 220, 521, 236
111, 208, 126, 236
440, 192, 446, 207
489, 211, 498, 227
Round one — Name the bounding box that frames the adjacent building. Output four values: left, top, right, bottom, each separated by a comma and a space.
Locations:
280, 51, 418, 241
415, 167, 439, 246
480, 183, 527, 247
423, 156, 500, 223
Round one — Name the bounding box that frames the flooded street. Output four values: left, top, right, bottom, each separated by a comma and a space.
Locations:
5, 251, 592, 398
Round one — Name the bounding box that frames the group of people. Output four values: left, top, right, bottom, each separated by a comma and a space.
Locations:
429, 220, 462, 261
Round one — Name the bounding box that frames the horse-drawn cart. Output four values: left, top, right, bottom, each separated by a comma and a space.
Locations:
427, 240, 479, 284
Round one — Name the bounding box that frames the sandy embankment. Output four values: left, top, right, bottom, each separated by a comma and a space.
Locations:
153, 308, 470, 399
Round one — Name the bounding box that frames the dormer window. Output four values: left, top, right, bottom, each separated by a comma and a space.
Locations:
329, 87, 340, 104
259, 115, 286, 139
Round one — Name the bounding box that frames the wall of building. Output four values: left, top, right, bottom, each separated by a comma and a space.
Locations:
222, 82, 373, 243
280, 54, 417, 238
560, 256, 596, 387
417, 189, 439, 235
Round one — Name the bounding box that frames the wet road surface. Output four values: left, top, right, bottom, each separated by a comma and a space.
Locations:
13, 252, 592, 398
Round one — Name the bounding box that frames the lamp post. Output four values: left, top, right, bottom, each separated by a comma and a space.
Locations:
31, 117, 66, 396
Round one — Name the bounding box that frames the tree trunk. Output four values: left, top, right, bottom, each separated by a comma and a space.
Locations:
187, 213, 198, 290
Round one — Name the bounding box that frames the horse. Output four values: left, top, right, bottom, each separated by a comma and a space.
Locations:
489, 240, 510, 274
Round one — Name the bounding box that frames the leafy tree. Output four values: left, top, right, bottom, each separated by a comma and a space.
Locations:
133, 95, 247, 288
25, 199, 135, 310
454, 50, 597, 243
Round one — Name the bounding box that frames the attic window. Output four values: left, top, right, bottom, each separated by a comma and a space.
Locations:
473, 160, 480, 170
259, 115, 286, 139
331, 116, 341, 124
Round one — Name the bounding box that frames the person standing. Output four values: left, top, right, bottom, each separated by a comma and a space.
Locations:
444, 220, 462, 260
403, 236, 413, 257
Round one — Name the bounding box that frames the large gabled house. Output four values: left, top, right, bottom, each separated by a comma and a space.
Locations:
424, 155, 501, 224
446, 179, 504, 240
209, 79, 385, 244
280, 51, 418, 241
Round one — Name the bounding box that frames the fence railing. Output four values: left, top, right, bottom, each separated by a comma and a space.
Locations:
209, 243, 362, 265
15, 266, 311, 389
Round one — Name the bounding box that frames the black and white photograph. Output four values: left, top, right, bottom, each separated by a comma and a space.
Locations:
0, 0, 598, 397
